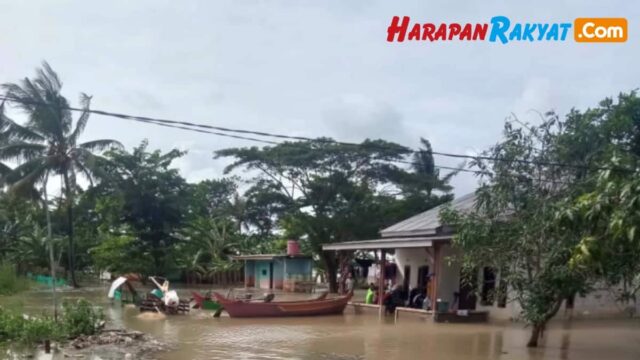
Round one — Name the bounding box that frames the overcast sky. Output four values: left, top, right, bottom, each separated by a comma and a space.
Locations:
0, 1, 637, 196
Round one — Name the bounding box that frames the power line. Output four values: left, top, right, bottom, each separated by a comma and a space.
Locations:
0, 95, 580, 186
0, 94, 633, 177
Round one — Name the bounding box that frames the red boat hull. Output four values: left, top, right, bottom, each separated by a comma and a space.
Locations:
212, 292, 351, 318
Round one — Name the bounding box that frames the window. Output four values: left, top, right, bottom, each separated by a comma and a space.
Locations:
480, 267, 496, 306
497, 276, 507, 308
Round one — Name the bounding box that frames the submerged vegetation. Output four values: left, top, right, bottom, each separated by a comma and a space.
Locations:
0, 299, 103, 346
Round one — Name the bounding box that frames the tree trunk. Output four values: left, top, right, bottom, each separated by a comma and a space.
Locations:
62, 171, 78, 288
43, 174, 58, 321
527, 323, 543, 347
321, 251, 338, 293
527, 298, 563, 348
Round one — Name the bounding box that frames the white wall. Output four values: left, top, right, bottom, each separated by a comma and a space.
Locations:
393, 243, 462, 305
394, 247, 430, 289
436, 244, 461, 304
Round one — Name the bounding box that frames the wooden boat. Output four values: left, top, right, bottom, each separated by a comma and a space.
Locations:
212, 291, 350, 318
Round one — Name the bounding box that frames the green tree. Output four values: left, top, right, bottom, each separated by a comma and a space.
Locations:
563, 155, 640, 314
441, 117, 590, 348
217, 138, 451, 291
0, 62, 122, 287
95, 141, 189, 277
175, 217, 242, 282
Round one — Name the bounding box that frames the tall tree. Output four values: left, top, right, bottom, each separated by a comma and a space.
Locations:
0, 62, 122, 287
440, 117, 591, 348
216, 138, 451, 291
95, 141, 189, 277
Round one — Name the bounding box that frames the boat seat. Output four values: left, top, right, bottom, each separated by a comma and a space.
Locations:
263, 293, 275, 303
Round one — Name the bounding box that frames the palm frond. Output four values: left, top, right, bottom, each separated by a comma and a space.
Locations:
68, 93, 92, 145
0, 162, 12, 187
6, 157, 50, 195
0, 142, 47, 162
72, 148, 118, 182
0, 105, 46, 143
78, 139, 123, 153
37, 61, 63, 94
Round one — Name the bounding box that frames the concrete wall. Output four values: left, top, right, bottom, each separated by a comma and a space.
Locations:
244, 260, 255, 287
283, 258, 313, 291
394, 248, 430, 289
273, 258, 284, 290
436, 244, 461, 305
393, 244, 462, 305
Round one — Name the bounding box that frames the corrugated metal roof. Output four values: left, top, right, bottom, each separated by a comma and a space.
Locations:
322, 235, 453, 251
380, 192, 477, 238
231, 254, 312, 261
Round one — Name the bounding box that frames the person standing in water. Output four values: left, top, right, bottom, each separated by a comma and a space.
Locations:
345, 273, 355, 294
365, 283, 376, 304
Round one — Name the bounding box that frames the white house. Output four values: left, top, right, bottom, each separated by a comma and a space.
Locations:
323, 193, 633, 320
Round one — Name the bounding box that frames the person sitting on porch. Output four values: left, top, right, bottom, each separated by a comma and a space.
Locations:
409, 287, 426, 309
423, 294, 432, 311
384, 284, 404, 315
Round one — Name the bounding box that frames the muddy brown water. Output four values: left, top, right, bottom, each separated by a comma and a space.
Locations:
3, 285, 640, 359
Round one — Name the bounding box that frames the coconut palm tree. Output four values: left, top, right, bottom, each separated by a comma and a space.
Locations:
0, 62, 123, 287
411, 138, 455, 195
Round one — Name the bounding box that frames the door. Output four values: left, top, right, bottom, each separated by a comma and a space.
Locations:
257, 262, 271, 289
417, 266, 429, 289
403, 265, 412, 303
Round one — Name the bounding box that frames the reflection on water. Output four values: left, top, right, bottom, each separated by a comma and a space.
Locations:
3, 285, 640, 360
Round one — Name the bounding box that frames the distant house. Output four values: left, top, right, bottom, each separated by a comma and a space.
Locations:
233, 243, 313, 292
323, 193, 630, 320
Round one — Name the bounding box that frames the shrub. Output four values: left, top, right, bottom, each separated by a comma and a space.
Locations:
0, 298, 104, 346
61, 299, 104, 338
0, 264, 29, 296
0, 307, 58, 344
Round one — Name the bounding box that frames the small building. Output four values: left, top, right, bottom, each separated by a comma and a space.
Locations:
233, 253, 313, 292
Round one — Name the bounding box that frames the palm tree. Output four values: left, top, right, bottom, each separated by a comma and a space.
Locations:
0, 62, 123, 287
411, 138, 455, 195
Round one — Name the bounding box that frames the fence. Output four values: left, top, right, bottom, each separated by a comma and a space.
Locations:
184, 268, 244, 286
27, 273, 67, 287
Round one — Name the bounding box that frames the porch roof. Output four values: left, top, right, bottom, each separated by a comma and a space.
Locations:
322, 235, 452, 251
231, 254, 312, 261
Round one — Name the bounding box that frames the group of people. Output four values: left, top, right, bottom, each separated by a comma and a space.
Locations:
363, 282, 433, 315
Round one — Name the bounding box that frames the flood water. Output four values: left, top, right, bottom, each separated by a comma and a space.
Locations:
4, 284, 640, 359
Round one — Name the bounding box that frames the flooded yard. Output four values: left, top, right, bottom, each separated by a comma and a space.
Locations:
4, 285, 640, 359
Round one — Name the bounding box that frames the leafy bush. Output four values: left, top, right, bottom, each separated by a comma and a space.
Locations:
61, 299, 104, 338
0, 298, 104, 346
0, 264, 29, 295
0, 307, 58, 344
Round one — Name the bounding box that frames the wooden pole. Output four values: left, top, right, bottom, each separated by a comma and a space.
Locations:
431, 243, 440, 312
284, 258, 288, 292
378, 249, 386, 318
244, 260, 248, 288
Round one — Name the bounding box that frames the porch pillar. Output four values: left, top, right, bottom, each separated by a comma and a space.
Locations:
283, 258, 288, 292
378, 249, 386, 318
244, 260, 248, 288
431, 243, 441, 311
